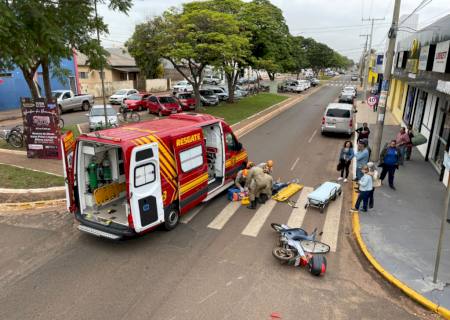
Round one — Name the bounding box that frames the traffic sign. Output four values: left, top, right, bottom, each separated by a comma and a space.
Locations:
367, 95, 378, 106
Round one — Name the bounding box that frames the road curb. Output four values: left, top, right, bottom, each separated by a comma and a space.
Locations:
0, 148, 27, 155
0, 198, 66, 212
351, 182, 450, 319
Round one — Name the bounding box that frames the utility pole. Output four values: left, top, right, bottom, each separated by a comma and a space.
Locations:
359, 35, 369, 87
94, 0, 108, 127
372, 0, 401, 161
362, 17, 385, 103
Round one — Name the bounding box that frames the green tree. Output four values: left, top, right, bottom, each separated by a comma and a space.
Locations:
0, 0, 132, 100
285, 35, 308, 79
126, 19, 164, 79
242, 0, 291, 81
183, 0, 251, 102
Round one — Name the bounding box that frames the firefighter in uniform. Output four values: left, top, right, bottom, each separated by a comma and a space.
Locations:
257, 160, 274, 174
235, 169, 248, 192
245, 165, 273, 209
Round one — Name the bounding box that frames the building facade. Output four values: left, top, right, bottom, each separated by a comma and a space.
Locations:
388, 14, 450, 185
0, 58, 77, 111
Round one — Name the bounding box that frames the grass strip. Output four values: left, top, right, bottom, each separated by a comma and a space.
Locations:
0, 164, 64, 189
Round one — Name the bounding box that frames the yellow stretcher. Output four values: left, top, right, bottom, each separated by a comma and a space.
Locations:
272, 183, 304, 202
94, 182, 126, 205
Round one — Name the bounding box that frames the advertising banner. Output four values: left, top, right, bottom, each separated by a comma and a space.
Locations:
20, 97, 62, 159
432, 40, 450, 73
419, 45, 430, 71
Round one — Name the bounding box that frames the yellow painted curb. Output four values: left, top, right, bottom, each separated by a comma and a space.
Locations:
351, 183, 450, 319
0, 199, 66, 212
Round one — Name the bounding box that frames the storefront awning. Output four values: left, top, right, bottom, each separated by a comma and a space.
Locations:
111, 67, 140, 73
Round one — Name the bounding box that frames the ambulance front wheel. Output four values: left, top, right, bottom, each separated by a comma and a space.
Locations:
164, 206, 179, 231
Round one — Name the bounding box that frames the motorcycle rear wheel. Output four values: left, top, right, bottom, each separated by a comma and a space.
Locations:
272, 246, 295, 263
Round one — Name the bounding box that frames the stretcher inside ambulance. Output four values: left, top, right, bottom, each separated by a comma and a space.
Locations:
61, 113, 247, 240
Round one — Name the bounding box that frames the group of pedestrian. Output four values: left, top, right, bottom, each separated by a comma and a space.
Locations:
235, 160, 274, 210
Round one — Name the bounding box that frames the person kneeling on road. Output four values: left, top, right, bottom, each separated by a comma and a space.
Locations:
257, 160, 274, 175
245, 166, 273, 210
235, 169, 248, 192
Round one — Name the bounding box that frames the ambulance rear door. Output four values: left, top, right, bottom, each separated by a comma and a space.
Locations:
61, 131, 78, 213
173, 129, 208, 214
129, 142, 164, 232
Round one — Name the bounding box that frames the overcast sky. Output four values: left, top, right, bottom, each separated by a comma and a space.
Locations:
99, 0, 450, 62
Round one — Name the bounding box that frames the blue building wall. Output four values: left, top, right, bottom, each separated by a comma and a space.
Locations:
0, 58, 76, 111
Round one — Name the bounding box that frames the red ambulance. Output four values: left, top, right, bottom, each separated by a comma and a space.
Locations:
61, 113, 247, 240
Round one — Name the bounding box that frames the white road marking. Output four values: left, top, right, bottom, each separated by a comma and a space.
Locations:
287, 187, 313, 228
207, 201, 241, 230
308, 129, 317, 143
241, 199, 277, 237
290, 157, 300, 171
320, 191, 343, 252
180, 205, 204, 224
198, 290, 218, 304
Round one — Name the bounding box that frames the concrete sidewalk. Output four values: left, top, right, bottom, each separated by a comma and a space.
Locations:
356, 103, 450, 313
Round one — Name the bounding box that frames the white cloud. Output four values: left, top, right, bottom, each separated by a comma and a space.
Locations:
98, 0, 450, 61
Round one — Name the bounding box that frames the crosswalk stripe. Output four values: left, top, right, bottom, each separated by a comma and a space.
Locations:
207, 201, 241, 230
320, 192, 343, 252
241, 199, 277, 237
286, 187, 313, 228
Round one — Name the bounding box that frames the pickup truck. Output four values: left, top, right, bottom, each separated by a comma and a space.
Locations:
53, 90, 94, 113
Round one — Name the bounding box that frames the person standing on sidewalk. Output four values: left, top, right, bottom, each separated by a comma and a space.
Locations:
367, 162, 381, 209
351, 165, 373, 212
354, 140, 369, 181
406, 124, 415, 161
337, 141, 354, 182
396, 127, 410, 165
379, 140, 400, 190
356, 122, 370, 143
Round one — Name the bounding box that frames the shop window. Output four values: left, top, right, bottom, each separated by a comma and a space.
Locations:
180, 145, 203, 172
79, 72, 88, 79
412, 91, 428, 131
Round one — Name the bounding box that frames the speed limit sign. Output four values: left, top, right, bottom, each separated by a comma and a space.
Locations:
367, 95, 378, 107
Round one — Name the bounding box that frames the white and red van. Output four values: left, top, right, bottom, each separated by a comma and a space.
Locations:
61, 113, 247, 240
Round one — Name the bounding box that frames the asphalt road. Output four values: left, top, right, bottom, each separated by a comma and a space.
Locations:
0, 76, 436, 320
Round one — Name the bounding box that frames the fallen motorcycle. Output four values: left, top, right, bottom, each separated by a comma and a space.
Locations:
271, 223, 330, 276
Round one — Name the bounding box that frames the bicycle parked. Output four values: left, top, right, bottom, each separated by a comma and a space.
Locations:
118, 106, 140, 123
0, 125, 24, 148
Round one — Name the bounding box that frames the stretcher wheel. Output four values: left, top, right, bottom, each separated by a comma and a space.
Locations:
319, 207, 324, 213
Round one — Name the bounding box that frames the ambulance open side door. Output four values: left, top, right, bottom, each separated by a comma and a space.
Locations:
173, 129, 208, 214
61, 131, 77, 213
129, 143, 164, 232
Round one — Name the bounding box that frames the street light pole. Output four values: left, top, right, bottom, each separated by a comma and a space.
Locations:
94, 0, 108, 127
359, 34, 369, 87
362, 17, 385, 103
372, 0, 401, 161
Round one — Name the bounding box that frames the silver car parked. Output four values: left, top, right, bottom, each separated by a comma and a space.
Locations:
321, 103, 354, 137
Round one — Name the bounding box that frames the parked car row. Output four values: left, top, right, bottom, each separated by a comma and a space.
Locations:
278, 78, 318, 93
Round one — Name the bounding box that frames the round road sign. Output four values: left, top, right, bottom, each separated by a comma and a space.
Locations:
367, 95, 377, 106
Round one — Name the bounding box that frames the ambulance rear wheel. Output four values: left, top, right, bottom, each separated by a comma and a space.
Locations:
164, 206, 179, 230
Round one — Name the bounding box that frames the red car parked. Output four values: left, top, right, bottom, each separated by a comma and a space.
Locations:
174, 92, 197, 111
122, 93, 150, 111
147, 95, 182, 116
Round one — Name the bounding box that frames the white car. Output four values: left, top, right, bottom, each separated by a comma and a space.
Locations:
87, 105, 118, 131
173, 80, 193, 94
341, 86, 357, 98
202, 75, 222, 85
109, 89, 138, 105
298, 80, 311, 89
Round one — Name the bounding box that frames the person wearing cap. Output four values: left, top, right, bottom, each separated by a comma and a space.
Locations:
245, 165, 272, 209
257, 160, 273, 174
351, 165, 372, 212
235, 168, 248, 192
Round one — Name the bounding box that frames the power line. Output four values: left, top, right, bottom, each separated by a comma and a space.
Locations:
399, 0, 433, 26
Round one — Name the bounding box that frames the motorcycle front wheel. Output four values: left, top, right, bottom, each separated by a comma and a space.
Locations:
272, 246, 295, 263
270, 223, 283, 232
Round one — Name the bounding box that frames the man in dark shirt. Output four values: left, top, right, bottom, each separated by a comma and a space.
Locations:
356, 122, 370, 143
